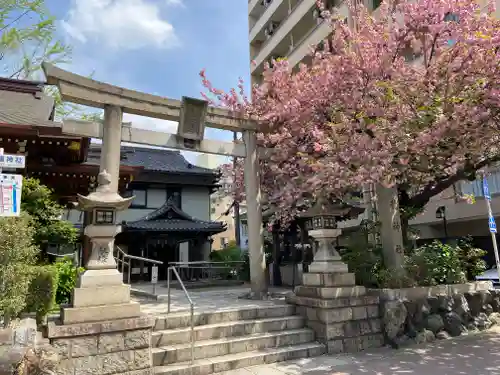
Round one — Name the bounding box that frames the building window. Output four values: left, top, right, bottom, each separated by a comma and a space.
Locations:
167, 188, 182, 208
460, 170, 500, 198
211, 207, 216, 214
128, 189, 146, 208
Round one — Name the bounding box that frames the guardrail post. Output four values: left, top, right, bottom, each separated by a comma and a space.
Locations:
167, 267, 171, 313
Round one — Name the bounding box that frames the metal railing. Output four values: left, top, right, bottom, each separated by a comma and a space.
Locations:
167, 266, 195, 367
114, 246, 163, 290
168, 261, 245, 283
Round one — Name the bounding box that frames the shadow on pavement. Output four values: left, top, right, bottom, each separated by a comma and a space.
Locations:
269, 329, 500, 375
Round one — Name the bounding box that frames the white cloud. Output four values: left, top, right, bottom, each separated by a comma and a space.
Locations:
61, 0, 179, 50
165, 0, 184, 7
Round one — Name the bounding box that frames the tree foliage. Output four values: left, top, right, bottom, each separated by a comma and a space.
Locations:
0, 214, 39, 324
21, 177, 78, 247
0, 0, 98, 120
201, 0, 500, 222
0, 0, 71, 80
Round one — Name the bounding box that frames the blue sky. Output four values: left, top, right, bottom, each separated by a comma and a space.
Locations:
45, 0, 250, 166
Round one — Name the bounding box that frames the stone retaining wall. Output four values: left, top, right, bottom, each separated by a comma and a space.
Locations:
373, 282, 500, 347
368, 281, 493, 301
45, 315, 154, 375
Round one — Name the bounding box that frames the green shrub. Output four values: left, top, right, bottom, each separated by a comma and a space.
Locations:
455, 236, 487, 279
0, 214, 39, 325
406, 241, 467, 286
25, 265, 59, 325
339, 238, 385, 288
54, 257, 83, 305
341, 235, 485, 289
210, 242, 248, 280
210, 243, 242, 262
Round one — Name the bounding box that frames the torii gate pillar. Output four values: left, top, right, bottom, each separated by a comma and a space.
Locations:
243, 130, 267, 298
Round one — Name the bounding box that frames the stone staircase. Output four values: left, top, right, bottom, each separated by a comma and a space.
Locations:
152, 304, 325, 375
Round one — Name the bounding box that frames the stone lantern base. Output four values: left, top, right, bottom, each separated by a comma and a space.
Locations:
61, 224, 141, 325
286, 229, 384, 353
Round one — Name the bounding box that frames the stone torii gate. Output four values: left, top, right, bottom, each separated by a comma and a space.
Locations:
42, 63, 268, 312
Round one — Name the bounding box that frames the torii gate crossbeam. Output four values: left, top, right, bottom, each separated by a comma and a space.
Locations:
42, 63, 267, 299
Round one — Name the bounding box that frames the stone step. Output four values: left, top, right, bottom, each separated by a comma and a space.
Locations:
302, 272, 356, 287
287, 293, 379, 309
294, 285, 367, 299
152, 328, 315, 366
153, 316, 305, 346
154, 304, 295, 331
154, 342, 326, 375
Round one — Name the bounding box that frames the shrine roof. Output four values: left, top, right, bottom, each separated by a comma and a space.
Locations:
86, 145, 218, 176
0, 77, 56, 128
124, 198, 226, 233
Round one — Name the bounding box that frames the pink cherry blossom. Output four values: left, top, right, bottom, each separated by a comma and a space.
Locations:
201, 0, 500, 222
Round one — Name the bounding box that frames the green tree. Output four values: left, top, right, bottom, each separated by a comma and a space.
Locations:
21, 177, 78, 247
0, 214, 39, 326
0, 0, 71, 80
0, 0, 97, 120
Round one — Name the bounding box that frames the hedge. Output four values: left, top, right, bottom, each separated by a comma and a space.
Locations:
25, 265, 59, 325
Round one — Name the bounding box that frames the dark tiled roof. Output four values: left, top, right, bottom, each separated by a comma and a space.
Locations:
0, 83, 56, 127
124, 198, 226, 233
86, 145, 218, 175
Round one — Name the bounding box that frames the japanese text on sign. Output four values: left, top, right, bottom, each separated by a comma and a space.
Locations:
0, 154, 25, 169
0, 174, 23, 217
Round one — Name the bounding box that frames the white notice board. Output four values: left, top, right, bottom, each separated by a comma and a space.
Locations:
0, 174, 23, 217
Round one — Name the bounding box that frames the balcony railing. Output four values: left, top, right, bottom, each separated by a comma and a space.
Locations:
252, 0, 315, 72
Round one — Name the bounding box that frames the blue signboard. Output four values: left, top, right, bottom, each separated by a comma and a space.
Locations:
489, 215, 497, 233
483, 178, 491, 200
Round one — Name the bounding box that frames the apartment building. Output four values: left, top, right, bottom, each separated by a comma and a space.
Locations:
249, 0, 500, 260
248, 0, 380, 86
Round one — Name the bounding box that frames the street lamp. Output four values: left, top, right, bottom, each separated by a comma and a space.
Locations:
435, 205, 448, 241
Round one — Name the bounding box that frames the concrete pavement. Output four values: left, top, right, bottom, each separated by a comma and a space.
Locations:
216, 327, 500, 375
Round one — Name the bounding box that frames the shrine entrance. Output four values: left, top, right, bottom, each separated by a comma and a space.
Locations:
42, 63, 268, 297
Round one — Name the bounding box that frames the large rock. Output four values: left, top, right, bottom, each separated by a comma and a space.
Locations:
383, 300, 408, 341
443, 311, 463, 337
412, 299, 431, 329
427, 297, 440, 314
465, 292, 482, 316
484, 304, 494, 315
490, 290, 500, 312
425, 314, 444, 334
436, 330, 451, 340
465, 291, 491, 316
490, 312, 500, 325
474, 312, 493, 331
393, 334, 412, 348
437, 295, 454, 312
452, 294, 470, 318
414, 329, 435, 344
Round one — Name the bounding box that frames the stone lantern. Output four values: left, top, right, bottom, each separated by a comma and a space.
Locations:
288, 198, 384, 354
61, 170, 139, 324
300, 197, 364, 274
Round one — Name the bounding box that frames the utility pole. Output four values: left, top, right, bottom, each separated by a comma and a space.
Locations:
233, 131, 242, 248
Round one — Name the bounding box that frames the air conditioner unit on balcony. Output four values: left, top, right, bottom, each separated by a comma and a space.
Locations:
264, 21, 280, 39
260, 0, 272, 7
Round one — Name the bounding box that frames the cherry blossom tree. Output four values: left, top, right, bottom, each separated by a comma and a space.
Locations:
201, 0, 500, 227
